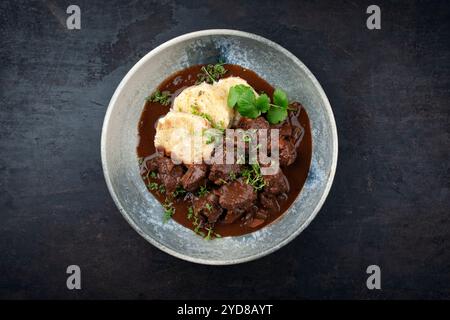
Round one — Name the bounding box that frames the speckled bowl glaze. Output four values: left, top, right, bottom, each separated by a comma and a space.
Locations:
101, 30, 338, 265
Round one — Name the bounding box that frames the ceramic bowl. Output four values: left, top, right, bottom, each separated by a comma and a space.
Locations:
101, 29, 338, 265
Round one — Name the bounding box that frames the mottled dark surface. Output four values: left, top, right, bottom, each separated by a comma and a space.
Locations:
0, 0, 449, 299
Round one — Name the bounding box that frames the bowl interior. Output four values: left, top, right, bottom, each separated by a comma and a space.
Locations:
101, 30, 337, 264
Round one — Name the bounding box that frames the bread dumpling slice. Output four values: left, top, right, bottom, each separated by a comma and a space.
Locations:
172, 82, 234, 129
154, 111, 215, 164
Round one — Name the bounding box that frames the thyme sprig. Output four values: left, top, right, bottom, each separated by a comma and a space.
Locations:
146, 90, 171, 106
162, 198, 175, 223
241, 163, 266, 191
186, 206, 221, 240
196, 61, 228, 84
198, 185, 209, 197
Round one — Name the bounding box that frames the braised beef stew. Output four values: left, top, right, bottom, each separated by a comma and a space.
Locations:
137, 64, 312, 238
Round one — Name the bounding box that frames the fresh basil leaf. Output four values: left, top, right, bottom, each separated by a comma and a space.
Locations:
255, 93, 270, 112
266, 106, 288, 124
273, 88, 288, 109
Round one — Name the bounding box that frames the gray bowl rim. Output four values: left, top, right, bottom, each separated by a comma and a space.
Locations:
101, 29, 338, 265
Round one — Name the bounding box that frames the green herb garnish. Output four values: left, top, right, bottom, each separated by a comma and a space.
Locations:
196, 61, 228, 84
188, 207, 221, 240
172, 185, 186, 198
187, 206, 194, 220
205, 227, 214, 240
241, 163, 266, 191
192, 105, 225, 133
205, 227, 222, 240
205, 203, 213, 211
146, 90, 171, 106
205, 134, 216, 144
191, 105, 214, 122
203, 128, 224, 145
236, 154, 246, 165
188, 207, 204, 235
150, 171, 157, 179
193, 216, 203, 235
228, 85, 289, 124
197, 230, 206, 237
162, 198, 175, 222
218, 178, 228, 185
148, 182, 159, 190
198, 185, 209, 197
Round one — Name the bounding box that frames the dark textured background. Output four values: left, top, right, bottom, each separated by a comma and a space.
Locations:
0, 0, 449, 299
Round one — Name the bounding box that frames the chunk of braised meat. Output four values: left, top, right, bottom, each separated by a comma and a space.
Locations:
263, 169, 290, 195
241, 205, 256, 224
160, 167, 184, 194
181, 163, 208, 192
221, 210, 244, 224
248, 216, 266, 228
156, 156, 176, 174
241, 206, 267, 228
255, 209, 269, 220
271, 114, 294, 138
209, 163, 242, 185
192, 193, 223, 224
237, 117, 270, 130
279, 137, 297, 166
276, 122, 292, 137
277, 193, 288, 202
209, 138, 243, 184
211, 136, 237, 163
151, 156, 184, 194
288, 103, 305, 144
270, 101, 304, 156
271, 103, 300, 138
144, 153, 163, 172
236, 117, 272, 159
218, 179, 257, 211
259, 192, 280, 212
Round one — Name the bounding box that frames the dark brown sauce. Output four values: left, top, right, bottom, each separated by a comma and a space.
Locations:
137, 64, 312, 237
